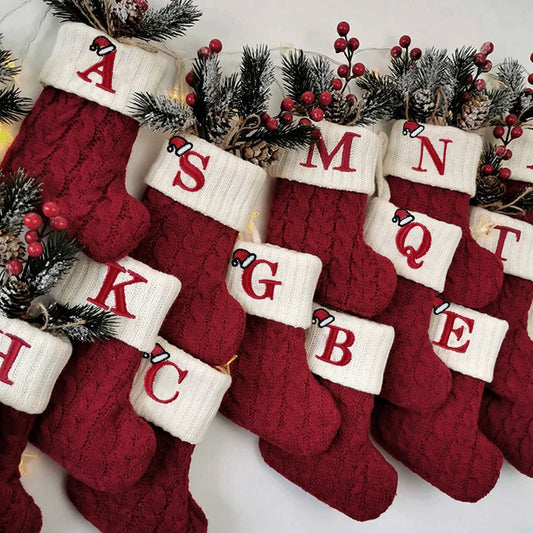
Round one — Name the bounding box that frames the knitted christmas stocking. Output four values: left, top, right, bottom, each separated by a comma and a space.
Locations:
0, 316, 73, 532
383, 120, 503, 309
67, 337, 230, 532
221, 241, 340, 455
1, 23, 169, 262
364, 197, 462, 411
32, 255, 181, 492
267, 120, 396, 318
373, 302, 508, 501
260, 305, 397, 522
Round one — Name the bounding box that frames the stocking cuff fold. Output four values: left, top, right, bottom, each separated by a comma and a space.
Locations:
502, 129, 533, 184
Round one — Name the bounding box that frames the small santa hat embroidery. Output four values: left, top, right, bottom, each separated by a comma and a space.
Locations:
392, 208, 415, 226
142, 343, 171, 364
433, 295, 450, 315
231, 249, 256, 269
312, 308, 335, 328
167, 136, 193, 157
89, 36, 116, 56
402, 120, 424, 138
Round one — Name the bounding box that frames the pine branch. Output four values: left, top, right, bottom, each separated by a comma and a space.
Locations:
219, 72, 240, 111
449, 46, 476, 118
389, 54, 418, 97
245, 123, 314, 150
22, 231, 79, 297
44, 0, 108, 29
281, 50, 315, 102
0, 86, 32, 124
129, 92, 194, 134
0, 48, 20, 85
135, 0, 201, 42
416, 48, 452, 94
237, 45, 274, 116
487, 87, 515, 124
192, 53, 223, 126
310, 55, 334, 94
0, 169, 42, 234
355, 71, 401, 125
34, 302, 117, 342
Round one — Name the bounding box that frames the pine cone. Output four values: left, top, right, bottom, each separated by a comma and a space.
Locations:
0, 229, 25, 267
109, 0, 148, 37
411, 88, 437, 122
205, 111, 233, 145
0, 279, 31, 318
237, 140, 279, 168
324, 91, 347, 124
475, 174, 505, 206
458, 93, 490, 131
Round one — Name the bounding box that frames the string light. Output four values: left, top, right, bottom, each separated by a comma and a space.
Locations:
19, 451, 38, 477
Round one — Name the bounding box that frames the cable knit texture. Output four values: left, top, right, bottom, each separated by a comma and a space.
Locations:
32, 339, 156, 493
260, 379, 397, 521
388, 176, 503, 308
375, 277, 452, 412
221, 317, 341, 455
0, 406, 41, 533
267, 178, 396, 318
134, 187, 246, 366
372, 372, 503, 502
1, 87, 149, 263
66, 426, 207, 533
479, 390, 533, 477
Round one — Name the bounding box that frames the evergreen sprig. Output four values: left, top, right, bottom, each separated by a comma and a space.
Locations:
281, 50, 315, 104
449, 46, 477, 119
0, 47, 20, 85
245, 122, 313, 149
0, 86, 32, 125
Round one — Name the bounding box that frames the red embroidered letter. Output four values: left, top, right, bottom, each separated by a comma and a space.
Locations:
0, 331, 31, 386
300, 131, 361, 172
144, 361, 188, 405
432, 311, 475, 354
87, 262, 148, 319
493, 225, 521, 262
76, 52, 117, 94
315, 325, 355, 367
395, 222, 432, 270
241, 259, 282, 300
173, 151, 209, 192
411, 136, 453, 176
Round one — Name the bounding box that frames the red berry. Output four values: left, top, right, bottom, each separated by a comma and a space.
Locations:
390, 45, 402, 58
27, 242, 44, 258
463, 92, 470, 101
337, 21, 350, 36
331, 78, 343, 91
474, 52, 487, 66
265, 118, 279, 131
504, 149, 513, 160
511, 126, 523, 139
481, 60, 493, 73
23, 212, 42, 230
348, 37, 360, 51
185, 93, 196, 106
209, 39, 223, 53
280, 113, 293, 125
528, 73, 533, 85
345, 93, 356, 104
474, 79, 486, 91
481, 164, 494, 176
334, 38, 347, 52
499, 168, 511, 180
42, 201, 60, 218
525, 88, 533, 95
493, 125, 505, 138
495, 145, 507, 157
337, 64, 350, 78
261, 113, 270, 123
506, 114, 518, 126
529, 52, 533, 62
310, 108, 324, 122
5, 260, 23, 276
299, 118, 312, 126
352, 62, 365, 77
480, 42, 494, 55
24, 230, 39, 244
185, 71, 194, 86
50, 215, 68, 231
301, 91, 315, 106
281, 97, 294, 112
410, 47, 422, 60
318, 91, 333, 106
467, 75, 474, 84
197, 46, 211, 59
399, 35, 411, 48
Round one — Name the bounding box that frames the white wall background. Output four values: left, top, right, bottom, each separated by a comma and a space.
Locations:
0, 0, 532, 532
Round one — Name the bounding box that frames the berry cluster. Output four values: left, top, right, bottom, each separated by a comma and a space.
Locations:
261, 97, 312, 130
390, 34, 422, 62
334, 21, 366, 90
6, 201, 68, 275
461, 41, 494, 97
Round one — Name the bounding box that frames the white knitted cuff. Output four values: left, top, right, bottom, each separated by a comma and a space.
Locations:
51, 254, 181, 352
130, 337, 230, 444
145, 135, 267, 231
40, 23, 169, 118
226, 241, 321, 329
383, 120, 482, 196
271, 120, 378, 194
502, 129, 533, 184
364, 197, 462, 291
470, 206, 533, 282
306, 303, 393, 394
0, 316, 72, 414
429, 303, 508, 382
